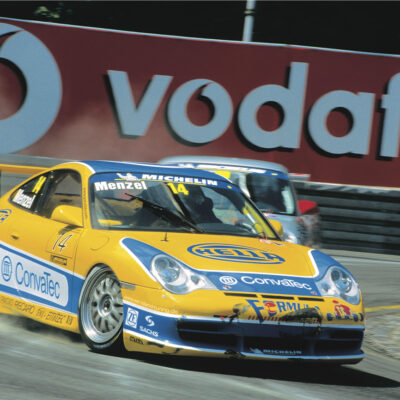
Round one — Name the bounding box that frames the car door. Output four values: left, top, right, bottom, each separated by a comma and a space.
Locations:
4, 169, 83, 313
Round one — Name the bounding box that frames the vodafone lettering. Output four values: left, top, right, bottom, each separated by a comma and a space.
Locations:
108, 62, 400, 157
0, 23, 61, 154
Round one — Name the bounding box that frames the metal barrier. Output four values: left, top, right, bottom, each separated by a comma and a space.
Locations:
294, 180, 400, 255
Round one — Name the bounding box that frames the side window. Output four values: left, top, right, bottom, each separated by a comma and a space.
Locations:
39, 170, 82, 219
10, 174, 48, 212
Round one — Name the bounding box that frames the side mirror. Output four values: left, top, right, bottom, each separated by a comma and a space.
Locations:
298, 200, 318, 215
51, 205, 83, 227
269, 219, 284, 238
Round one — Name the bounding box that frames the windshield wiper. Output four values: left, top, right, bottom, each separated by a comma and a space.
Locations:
124, 193, 203, 233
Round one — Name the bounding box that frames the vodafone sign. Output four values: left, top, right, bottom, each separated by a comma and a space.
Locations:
0, 22, 61, 153
0, 18, 400, 187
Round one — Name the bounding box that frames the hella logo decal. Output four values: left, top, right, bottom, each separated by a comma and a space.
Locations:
187, 244, 285, 264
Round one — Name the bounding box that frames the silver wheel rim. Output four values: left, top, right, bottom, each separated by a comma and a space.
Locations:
81, 268, 123, 344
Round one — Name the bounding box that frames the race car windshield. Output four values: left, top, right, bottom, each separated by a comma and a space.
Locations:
89, 172, 278, 239
220, 171, 296, 216
245, 173, 296, 215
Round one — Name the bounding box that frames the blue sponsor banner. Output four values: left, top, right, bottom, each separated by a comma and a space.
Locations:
207, 271, 319, 296
84, 161, 237, 190
0, 242, 83, 314
123, 303, 180, 343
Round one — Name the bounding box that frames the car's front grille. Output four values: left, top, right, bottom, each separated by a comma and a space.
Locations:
176, 319, 364, 357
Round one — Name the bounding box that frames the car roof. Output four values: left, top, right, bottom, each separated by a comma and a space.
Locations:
79, 160, 230, 181
159, 155, 289, 175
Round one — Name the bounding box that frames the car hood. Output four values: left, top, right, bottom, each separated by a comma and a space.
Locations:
119, 232, 320, 296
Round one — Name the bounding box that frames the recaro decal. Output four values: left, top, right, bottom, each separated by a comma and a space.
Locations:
188, 243, 285, 264
0, 23, 62, 153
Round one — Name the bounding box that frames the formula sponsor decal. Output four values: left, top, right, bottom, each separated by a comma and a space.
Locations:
0, 247, 69, 307
0, 209, 12, 223
246, 298, 317, 321
188, 243, 285, 264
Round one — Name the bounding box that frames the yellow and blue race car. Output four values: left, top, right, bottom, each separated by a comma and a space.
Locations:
0, 161, 364, 363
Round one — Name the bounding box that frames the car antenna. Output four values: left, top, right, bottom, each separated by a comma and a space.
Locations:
162, 231, 168, 242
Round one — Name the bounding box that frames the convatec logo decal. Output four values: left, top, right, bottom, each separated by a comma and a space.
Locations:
188, 244, 285, 264
0, 250, 68, 306
1, 256, 12, 282
219, 276, 238, 285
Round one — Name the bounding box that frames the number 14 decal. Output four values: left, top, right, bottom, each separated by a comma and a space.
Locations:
52, 234, 73, 253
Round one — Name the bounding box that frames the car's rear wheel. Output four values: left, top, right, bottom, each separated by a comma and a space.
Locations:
78, 265, 124, 353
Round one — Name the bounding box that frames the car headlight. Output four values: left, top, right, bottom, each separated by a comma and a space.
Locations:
316, 265, 360, 305
151, 254, 216, 294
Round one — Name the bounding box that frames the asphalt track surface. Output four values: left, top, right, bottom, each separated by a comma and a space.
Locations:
0, 250, 399, 400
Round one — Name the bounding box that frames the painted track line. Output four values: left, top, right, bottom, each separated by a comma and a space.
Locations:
365, 304, 400, 312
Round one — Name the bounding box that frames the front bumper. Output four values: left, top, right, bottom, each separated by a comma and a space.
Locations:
121, 287, 365, 363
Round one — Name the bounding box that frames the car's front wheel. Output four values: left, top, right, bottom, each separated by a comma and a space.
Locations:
78, 265, 124, 353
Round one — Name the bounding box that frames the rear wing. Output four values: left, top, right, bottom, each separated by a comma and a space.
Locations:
0, 163, 47, 175
0, 163, 47, 196
0, 155, 68, 196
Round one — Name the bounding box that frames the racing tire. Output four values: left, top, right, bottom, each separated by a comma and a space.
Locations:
78, 265, 124, 353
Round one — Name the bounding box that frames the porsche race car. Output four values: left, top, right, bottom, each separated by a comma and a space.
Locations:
0, 161, 364, 363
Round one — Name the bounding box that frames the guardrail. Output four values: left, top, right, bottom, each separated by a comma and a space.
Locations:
294, 180, 400, 255
1, 155, 399, 255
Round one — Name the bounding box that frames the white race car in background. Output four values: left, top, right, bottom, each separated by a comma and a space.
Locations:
159, 156, 321, 247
